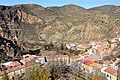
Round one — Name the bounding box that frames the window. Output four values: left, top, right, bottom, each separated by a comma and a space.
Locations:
107, 74, 109, 77
84, 68, 85, 71
10, 66, 13, 68
110, 76, 112, 80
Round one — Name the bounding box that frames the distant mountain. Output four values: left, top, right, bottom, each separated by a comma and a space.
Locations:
89, 5, 120, 14
47, 4, 87, 14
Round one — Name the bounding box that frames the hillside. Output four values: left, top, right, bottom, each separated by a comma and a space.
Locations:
0, 4, 120, 47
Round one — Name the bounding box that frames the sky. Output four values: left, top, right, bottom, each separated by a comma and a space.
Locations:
0, 0, 120, 9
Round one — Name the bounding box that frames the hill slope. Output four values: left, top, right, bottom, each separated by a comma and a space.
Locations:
0, 4, 120, 46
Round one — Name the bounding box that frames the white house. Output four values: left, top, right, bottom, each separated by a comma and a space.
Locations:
66, 43, 77, 50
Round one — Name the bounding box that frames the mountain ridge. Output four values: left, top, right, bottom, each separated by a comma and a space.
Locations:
0, 4, 120, 45
89, 5, 120, 14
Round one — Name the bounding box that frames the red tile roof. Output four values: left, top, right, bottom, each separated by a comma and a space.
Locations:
77, 47, 84, 50
82, 60, 94, 66
96, 51, 100, 54
82, 60, 89, 63
104, 67, 117, 77
86, 61, 93, 66
89, 58, 96, 62
81, 53, 89, 57
104, 60, 111, 65
8, 61, 21, 67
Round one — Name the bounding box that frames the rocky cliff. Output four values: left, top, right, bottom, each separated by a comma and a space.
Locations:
0, 5, 44, 61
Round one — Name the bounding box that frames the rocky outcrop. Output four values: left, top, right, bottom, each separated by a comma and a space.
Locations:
0, 5, 45, 61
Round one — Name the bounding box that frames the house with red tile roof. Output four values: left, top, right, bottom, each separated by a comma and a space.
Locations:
66, 43, 86, 51
35, 56, 46, 64
80, 53, 90, 60
0, 54, 46, 79
0, 61, 40, 80
76, 44, 85, 51
22, 54, 46, 65
66, 43, 77, 50
81, 60, 94, 73
101, 67, 117, 80
90, 63, 103, 74
47, 55, 69, 64
111, 38, 120, 43
70, 55, 82, 63
7, 61, 21, 70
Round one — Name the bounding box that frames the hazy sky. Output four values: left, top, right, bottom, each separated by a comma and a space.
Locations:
0, 0, 120, 8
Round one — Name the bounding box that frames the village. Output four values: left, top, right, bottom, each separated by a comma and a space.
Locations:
0, 37, 120, 80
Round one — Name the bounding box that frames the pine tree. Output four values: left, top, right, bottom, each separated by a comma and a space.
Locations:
28, 65, 50, 80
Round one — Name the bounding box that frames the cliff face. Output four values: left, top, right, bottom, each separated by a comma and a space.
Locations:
0, 5, 45, 43
0, 5, 45, 60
